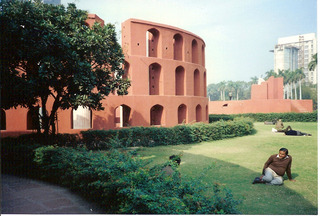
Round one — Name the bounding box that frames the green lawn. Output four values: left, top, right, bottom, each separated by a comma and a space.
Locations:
136, 122, 318, 215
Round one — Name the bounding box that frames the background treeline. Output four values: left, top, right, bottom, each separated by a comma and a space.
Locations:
207, 69, 317, 110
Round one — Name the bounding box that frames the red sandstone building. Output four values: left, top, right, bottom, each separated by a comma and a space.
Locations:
1, 17, 208, 137
209, 76, 313, 114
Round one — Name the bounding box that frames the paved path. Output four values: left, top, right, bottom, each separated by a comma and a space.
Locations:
1, 174, 104, 214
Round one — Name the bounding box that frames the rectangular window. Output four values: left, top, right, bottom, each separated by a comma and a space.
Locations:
73, 106, 92, 129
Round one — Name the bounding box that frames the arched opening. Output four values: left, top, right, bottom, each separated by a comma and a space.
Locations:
175, 66, 185, 95
1, 109, 6, 130
123, 61, 130, 79
203, 71, 207, 97
206, 105, 209, 121
201, 44, 205, 66
146, 28, 160, 58
114, 104, 131, 128
178, 104, 187, 124
173, 33, 183, 61
196, 105, 202, 122
27, 107, 40, 130
150, 104, 164, 126
149, 63, 162, 95
192, 39, 198, 64
194, 69, 200, 96
72, 106, 92, 129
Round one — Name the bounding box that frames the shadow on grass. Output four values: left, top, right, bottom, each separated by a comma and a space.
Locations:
170, 153, 317, 215
250, 128, 258, 136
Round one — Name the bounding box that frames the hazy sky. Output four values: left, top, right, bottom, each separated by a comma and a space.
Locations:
61, 0, 317, 84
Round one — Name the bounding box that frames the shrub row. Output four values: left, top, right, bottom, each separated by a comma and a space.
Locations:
81, 118, 254, 150
1, 118, 254, 175
34, 146, 241, 214
209, 111, 318, 123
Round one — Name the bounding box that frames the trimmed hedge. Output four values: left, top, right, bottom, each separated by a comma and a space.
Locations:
1, 118, 254, 176
81, 118, 254, 150
34, 146, 241, 214
209, 111, 317, 123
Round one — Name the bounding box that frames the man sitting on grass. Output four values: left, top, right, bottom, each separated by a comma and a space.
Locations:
162, 155, 181, 176
252, 148, 296, 185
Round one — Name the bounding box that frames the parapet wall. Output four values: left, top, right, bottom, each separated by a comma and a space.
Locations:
209, 99, 312, 114
251, 76, 283, 100
209, 76, 313, 114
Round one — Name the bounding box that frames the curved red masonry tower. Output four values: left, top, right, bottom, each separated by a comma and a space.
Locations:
114, 18, 209, 128
1, 17, 208, 137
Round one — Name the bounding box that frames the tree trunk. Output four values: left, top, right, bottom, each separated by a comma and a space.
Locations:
49, 95, 61, 136
29, 105, 41, 134
299, 80, 302, 100
284, 85, 288, 99
294, 83, 297, 100
50, 116, 56, 135
41, 96, 50, 137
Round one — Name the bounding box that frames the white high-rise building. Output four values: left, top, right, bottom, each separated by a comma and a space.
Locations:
274, 33, 317, 84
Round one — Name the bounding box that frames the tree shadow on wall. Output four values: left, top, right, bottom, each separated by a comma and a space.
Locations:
130, 110, 149, 127
93, 107, 150, 130
93, 115, 109, 130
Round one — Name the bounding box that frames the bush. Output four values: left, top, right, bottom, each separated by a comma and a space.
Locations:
34, 145, 241, 214
1, 136, 42, 177
1, 133, 80, 177
81, 118, 254, 150
209, 111, 317, 123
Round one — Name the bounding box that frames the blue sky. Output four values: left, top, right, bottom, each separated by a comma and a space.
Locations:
61, 0, 317, 84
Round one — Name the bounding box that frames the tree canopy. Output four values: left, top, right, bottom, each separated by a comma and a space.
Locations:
0, 0, 130, 135
308, 53, 317, 71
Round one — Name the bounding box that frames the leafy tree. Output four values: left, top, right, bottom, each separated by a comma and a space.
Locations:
226, 81, 235, 100
301, 83, 318, 110
249, 76, 258, 85
264, 69, 278, 80
207, 83, 220, 101
279, 69, 306, 100
308, 53, 317, 71
217, 81, 227, 101
233, 81, 245, 100
1, 0, 130, 136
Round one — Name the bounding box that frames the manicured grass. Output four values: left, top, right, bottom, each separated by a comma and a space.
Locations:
136, 122, 318, 215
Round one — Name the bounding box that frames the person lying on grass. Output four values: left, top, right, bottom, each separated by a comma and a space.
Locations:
283, 126, 312, 136
252, 148, 296, 185
273, 125, 312, 136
